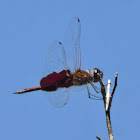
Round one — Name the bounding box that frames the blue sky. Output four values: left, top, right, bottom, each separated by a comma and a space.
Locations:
0, 0, 140, 140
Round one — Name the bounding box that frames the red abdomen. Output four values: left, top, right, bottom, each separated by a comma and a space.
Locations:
40, 70, 73, 91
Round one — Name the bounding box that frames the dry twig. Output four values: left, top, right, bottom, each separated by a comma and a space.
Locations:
96, 73, 118, 140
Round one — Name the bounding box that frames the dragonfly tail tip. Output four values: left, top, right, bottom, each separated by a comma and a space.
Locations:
13, 92, 18, 94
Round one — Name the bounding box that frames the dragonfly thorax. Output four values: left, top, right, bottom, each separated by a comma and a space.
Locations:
86, 68, 103, 83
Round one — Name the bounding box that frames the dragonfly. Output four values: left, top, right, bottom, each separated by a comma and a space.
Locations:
13, 17, 103, 108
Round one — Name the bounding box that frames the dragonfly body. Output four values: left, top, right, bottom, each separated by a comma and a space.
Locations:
14, 68, 103, 94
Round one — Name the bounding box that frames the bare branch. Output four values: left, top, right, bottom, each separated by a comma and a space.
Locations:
108, 73, 118, 110
99, 79, 106, 105
96, 136, 102, 140
97, 73, 118, 140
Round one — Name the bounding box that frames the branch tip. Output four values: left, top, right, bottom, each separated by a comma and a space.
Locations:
108, 79, 111, 84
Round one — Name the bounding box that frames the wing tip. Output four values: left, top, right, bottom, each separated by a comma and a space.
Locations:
78, 18, 80, 22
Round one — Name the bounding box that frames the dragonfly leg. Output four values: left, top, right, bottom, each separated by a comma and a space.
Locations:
89, 81, 101, 93
87, 83, 102, 100
87, 83, 91, 98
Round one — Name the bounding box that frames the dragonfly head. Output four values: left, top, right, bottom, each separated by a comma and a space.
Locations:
92, 68, 103, 83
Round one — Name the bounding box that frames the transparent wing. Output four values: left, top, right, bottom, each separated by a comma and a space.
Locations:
42, 40, 69, 77
44, 88, 69, 108
70, 85, 86, 92
63, 17, 81, 72
42, 17, 81, 107
42, 40, 70, 108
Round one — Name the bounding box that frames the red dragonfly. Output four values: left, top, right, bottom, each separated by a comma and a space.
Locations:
13, 17, 103, 107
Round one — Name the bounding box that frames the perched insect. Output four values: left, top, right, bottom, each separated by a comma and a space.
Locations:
13, 17, 103, 107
